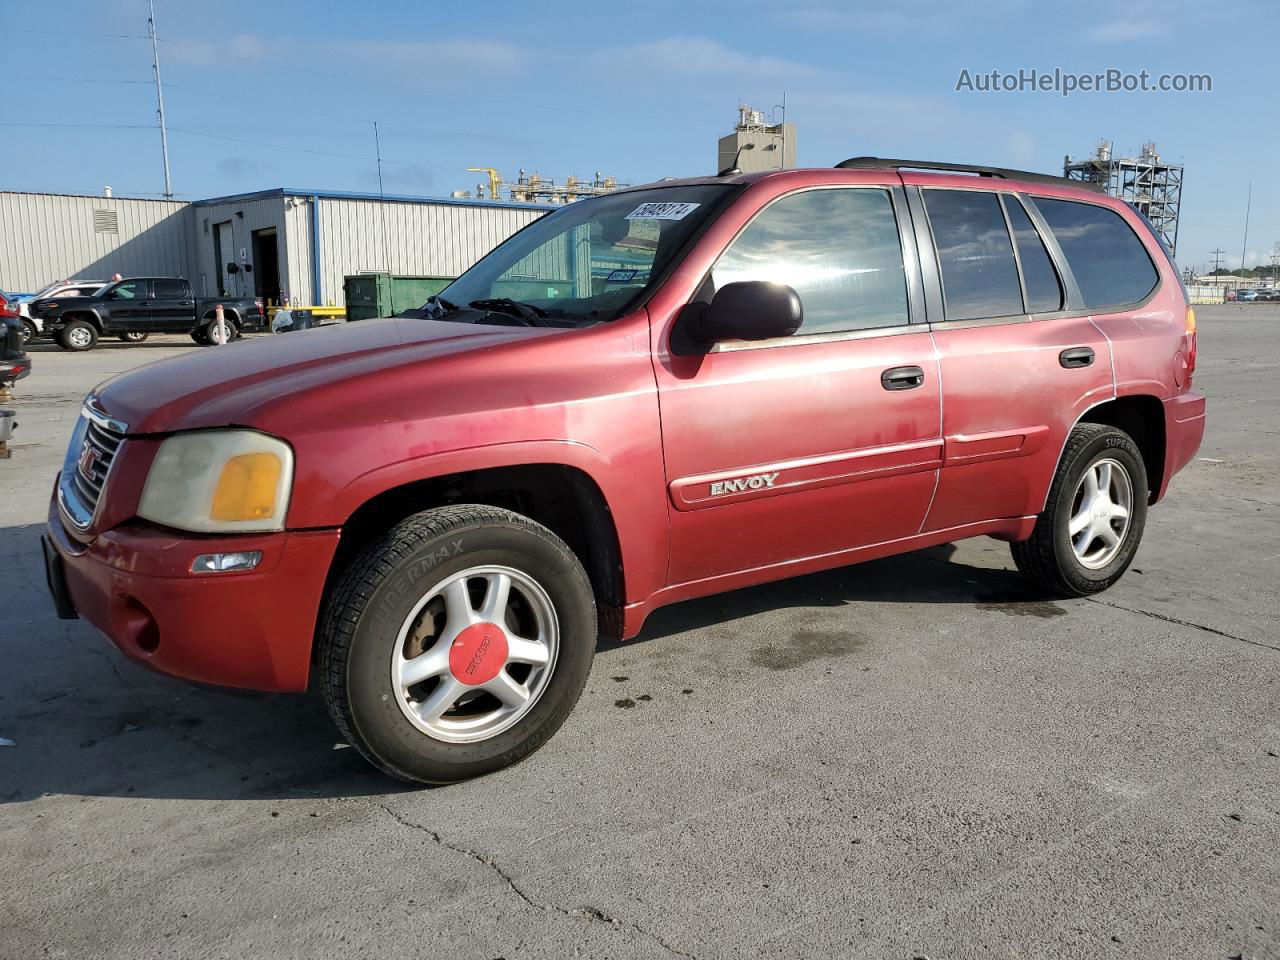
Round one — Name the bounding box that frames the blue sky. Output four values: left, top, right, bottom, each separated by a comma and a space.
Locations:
2, 0, 1276, 273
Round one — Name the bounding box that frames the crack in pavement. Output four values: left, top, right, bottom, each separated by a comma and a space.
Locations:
1085, 597, 1280, 653
374, 802, 696, 959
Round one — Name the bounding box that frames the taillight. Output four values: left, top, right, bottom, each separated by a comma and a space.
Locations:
1185, 306, 1197, 385
0, 296, 18, 318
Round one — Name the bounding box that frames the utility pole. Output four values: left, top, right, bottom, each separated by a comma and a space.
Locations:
1239, 181, 1252, 277
1210, 248, 1226, 276
147, 0, 173, 198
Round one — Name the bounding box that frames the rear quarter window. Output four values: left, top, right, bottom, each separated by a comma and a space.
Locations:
1034, 198, 1159, 309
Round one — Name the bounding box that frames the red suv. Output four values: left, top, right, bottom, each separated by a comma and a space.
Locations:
43, 159, 1205, 784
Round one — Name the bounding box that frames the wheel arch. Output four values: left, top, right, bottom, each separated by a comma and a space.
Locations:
200, 307, 242, 327
61, 310, 103, 331
323, 462, 626, 646
1077, 394, 1166, 504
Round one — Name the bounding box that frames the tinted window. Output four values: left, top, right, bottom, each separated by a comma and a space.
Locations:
1035, 198, 1158, 308
152, 279, 187, 299
712, 188, 909, 335
111, 281, 145, 300
1003, 196, 1063, 312
924, 189, 1023, 321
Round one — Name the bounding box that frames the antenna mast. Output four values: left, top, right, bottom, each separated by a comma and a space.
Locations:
147, 0, 173, 198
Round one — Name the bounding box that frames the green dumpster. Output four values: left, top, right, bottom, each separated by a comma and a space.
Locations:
343, 273, 454, 321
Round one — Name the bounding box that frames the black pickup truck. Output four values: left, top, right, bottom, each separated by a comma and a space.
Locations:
31, 277, 264, 351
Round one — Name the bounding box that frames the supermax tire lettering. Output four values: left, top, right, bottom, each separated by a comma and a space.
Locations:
709, 472, 780, 496
374, 538, 465, 620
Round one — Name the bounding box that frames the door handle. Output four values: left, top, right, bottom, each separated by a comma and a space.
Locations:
881, 365, 925, 390
1059, 346, 1095, 368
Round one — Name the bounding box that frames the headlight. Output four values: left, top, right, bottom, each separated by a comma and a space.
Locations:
138, 430, 294, 533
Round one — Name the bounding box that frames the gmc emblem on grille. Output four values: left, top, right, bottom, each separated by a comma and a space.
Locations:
709, 471, 780, 497
77, 443, 101, 481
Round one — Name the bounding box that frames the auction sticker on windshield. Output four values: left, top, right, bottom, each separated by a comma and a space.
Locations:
625, 201, 700, 221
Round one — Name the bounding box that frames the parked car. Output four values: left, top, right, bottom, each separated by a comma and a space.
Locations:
1259, 288, 1280, 301
30, 277, 264, 351
1235, 288, 1260, 302
12, 280, 108, 344
43, 159, 1205, 784
0, 295, 33, 383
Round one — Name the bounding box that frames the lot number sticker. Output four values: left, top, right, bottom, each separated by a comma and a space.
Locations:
625, 201, 701, 221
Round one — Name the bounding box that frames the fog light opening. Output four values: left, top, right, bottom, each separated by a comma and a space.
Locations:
120, 596, 160, 654
191, 551, 263, 574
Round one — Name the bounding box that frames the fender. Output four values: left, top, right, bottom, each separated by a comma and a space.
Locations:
291, 438, 670, 606
1039, 383, 1169, 512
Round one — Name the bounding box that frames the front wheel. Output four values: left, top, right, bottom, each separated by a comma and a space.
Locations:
318, 504, 596, 784
1011, 423, 1148, 597
118, 331, 149, 343
55, 320, 98, 352
20, 320, 37, 345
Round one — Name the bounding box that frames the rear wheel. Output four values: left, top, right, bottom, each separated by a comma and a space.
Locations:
200, 317, 235, 345
20, 320, 37, 345
117, 331, 149, 343
318, 504, 596, 784
190, 326, 210, 345
56, 320, 98, 352
1011, 423, 1148, 596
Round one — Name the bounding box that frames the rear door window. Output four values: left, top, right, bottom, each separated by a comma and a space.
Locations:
711, 187, 910, 335
1034, 198, 1158, 309
923, 189, 1024, 321
152, 279, 187, 299
1003, 196, 1063, 313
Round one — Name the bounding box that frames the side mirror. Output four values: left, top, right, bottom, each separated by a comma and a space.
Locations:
226, 262, 240, 275
687, 281, 802, 344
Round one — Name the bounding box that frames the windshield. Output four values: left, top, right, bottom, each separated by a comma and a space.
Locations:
435, 184, 735, 327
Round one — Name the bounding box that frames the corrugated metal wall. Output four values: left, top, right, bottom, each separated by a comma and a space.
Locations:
1, 189, 553, 308
189, 197, 290, 298
0, 192, 194, 294
314, 198, 547, 305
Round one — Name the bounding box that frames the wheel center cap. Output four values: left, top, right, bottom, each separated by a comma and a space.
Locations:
449, 622, 509, 686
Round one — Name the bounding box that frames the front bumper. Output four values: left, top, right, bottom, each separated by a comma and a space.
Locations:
44, 487, 340, 692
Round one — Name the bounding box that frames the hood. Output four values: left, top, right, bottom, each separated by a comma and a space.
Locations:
93, 317, 558, 434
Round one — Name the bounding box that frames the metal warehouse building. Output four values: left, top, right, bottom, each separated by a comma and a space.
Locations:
1, 188, 550, 306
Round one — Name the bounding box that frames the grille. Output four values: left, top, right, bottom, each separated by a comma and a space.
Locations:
63, 414, 125, 526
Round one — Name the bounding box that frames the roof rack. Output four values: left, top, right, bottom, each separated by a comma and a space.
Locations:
835, 157, 1104, 192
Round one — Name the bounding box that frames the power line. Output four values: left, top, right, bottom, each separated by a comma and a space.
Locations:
0, 75, 153, 84
0, 121, 154, 129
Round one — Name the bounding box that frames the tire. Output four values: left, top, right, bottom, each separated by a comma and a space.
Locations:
56, 319, 98, 352
1011, 423, 1148, 597
319, 504, 596, 784
20, 320, 37, 345
190, 327, 210, 345
118, 331, 149, 343
200, 317, 236, 345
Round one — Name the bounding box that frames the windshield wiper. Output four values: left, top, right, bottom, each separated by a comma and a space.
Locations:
417, 295, 459, 319
468, 298, 550, 326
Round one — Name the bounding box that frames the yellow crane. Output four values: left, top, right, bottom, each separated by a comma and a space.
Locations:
467, 168, 503, 201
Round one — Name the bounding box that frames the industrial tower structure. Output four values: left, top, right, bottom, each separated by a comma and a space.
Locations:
462, 168, 625, 205
1063, 141, 1183, 255
717, 103, 796, 174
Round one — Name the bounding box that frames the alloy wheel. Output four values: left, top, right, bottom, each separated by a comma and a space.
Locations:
1068, 458, 1133, 569
390, 565, 559, 743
